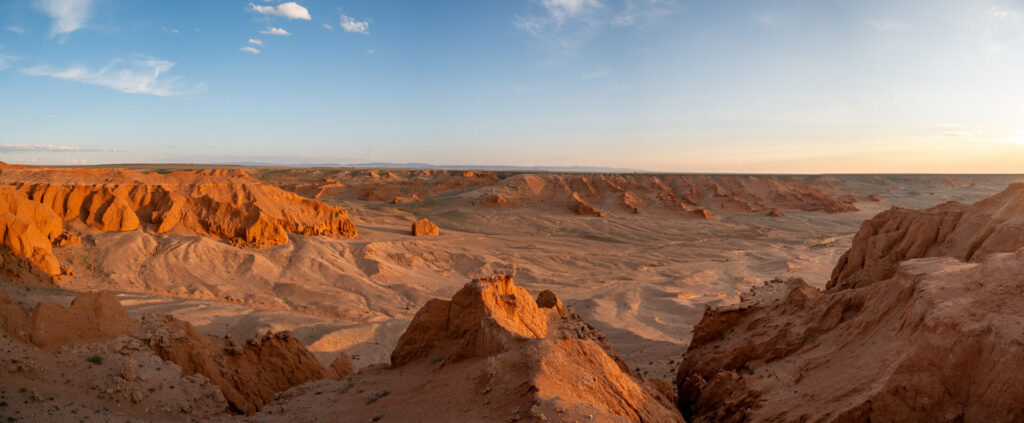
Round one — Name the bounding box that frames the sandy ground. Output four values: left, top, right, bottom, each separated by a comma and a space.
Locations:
3, 172, 1019, 387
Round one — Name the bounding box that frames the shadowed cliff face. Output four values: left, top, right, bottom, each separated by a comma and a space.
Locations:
0, 164, 358, 276
678, 184, 1024, 422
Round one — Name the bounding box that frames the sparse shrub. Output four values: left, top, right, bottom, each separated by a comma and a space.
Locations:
365, 390, 389, 404
86, 354, 103, 365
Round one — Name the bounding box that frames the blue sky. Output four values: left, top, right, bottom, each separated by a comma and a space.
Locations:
1, 0, 1023, 172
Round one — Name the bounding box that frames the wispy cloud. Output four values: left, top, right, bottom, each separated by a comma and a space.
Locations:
240, 46, 261, 54
248, 38, 263, 46
249, 2, 311, 20
22, 56, 205, 97
542, 0, 602, 24
340, 14, 369, 34
322, 23, 333, 30
0, 55, 18, 71
867, 19, 907, 32
515, 0, 673, 47
35, 0, 94, 37
260, 27, 290, 35
0, 144, 109, 153
7, 26, 24, 34
582, 66, 609, 79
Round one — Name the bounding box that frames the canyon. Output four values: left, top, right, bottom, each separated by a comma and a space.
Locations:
0, 162, 1021, 421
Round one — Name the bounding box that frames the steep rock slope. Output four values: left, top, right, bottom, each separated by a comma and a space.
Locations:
677, 185, 1024, 422
135, 313, 353, 415
259, 275, 684, 422
0, 165, 357, 249
0, 187, 64, 277
829, 183, 1024, 290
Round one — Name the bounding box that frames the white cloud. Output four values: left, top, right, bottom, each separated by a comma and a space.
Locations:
240, 46, 261, 54
541, 0, 601, 24
260, 27, 290, 35
340, 14, 369, 34
7, 26, 24, 34
249, 2, 311, 20
867, 20, 907, 32
22, 56, 205, 97
35, 0, 94, 36
248, 38, 263, 46
322, 23, 333, 30
367, 49, 374, 54
0, 144, 108, 153
0, 55, 18, 71
515, 0, 673, 46
989, 6, 1014, 19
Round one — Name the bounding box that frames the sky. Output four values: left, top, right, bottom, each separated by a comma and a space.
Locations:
1, 0, 1023, 173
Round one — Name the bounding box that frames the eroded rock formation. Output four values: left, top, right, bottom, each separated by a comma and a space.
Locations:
0, 288, 136, 348
0, 165, 358, 249
411, 218, 440, 237
134, 313, 345, 415
383, 275, 683, 422
829, 183, 1024, 290
677, 185, 1024, 422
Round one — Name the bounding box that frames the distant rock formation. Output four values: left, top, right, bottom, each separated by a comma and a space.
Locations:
0, 166, 358, 250
867, 193, 885, 202
0, 165, 358, 277
570, 191, 605, 217
411, 218, 440, 236
766, 208, 785, 217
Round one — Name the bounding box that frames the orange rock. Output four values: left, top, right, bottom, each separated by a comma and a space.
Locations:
391, 275, 547, 365
0, 187, 62, 276
570, 192, 604, 217
325, 353, 355, 380
867, 193, 885, 202
411, 218, 440, 237
828, 184, 1024, 291
136, 314, 329, 415
678, 249, 1024, 422
0, 289, 136, 349
694, 208, 714, 219
766, 208, 785, 217
0, 166, 358, 249
379, 275, 683, 422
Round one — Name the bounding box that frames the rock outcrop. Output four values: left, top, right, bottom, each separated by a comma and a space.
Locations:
829, 183, 1024, 291
570, 192, 605, 217
678, 253, 1024, 422
410, 218, 440, 237
381, 275, 683, 422
0, 166, 358, 250
135, 313, 335, 415
0, 288, 136, 349
677, 185, 1024, 422
0, 187, 63, 277
766, 208, 785, 217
